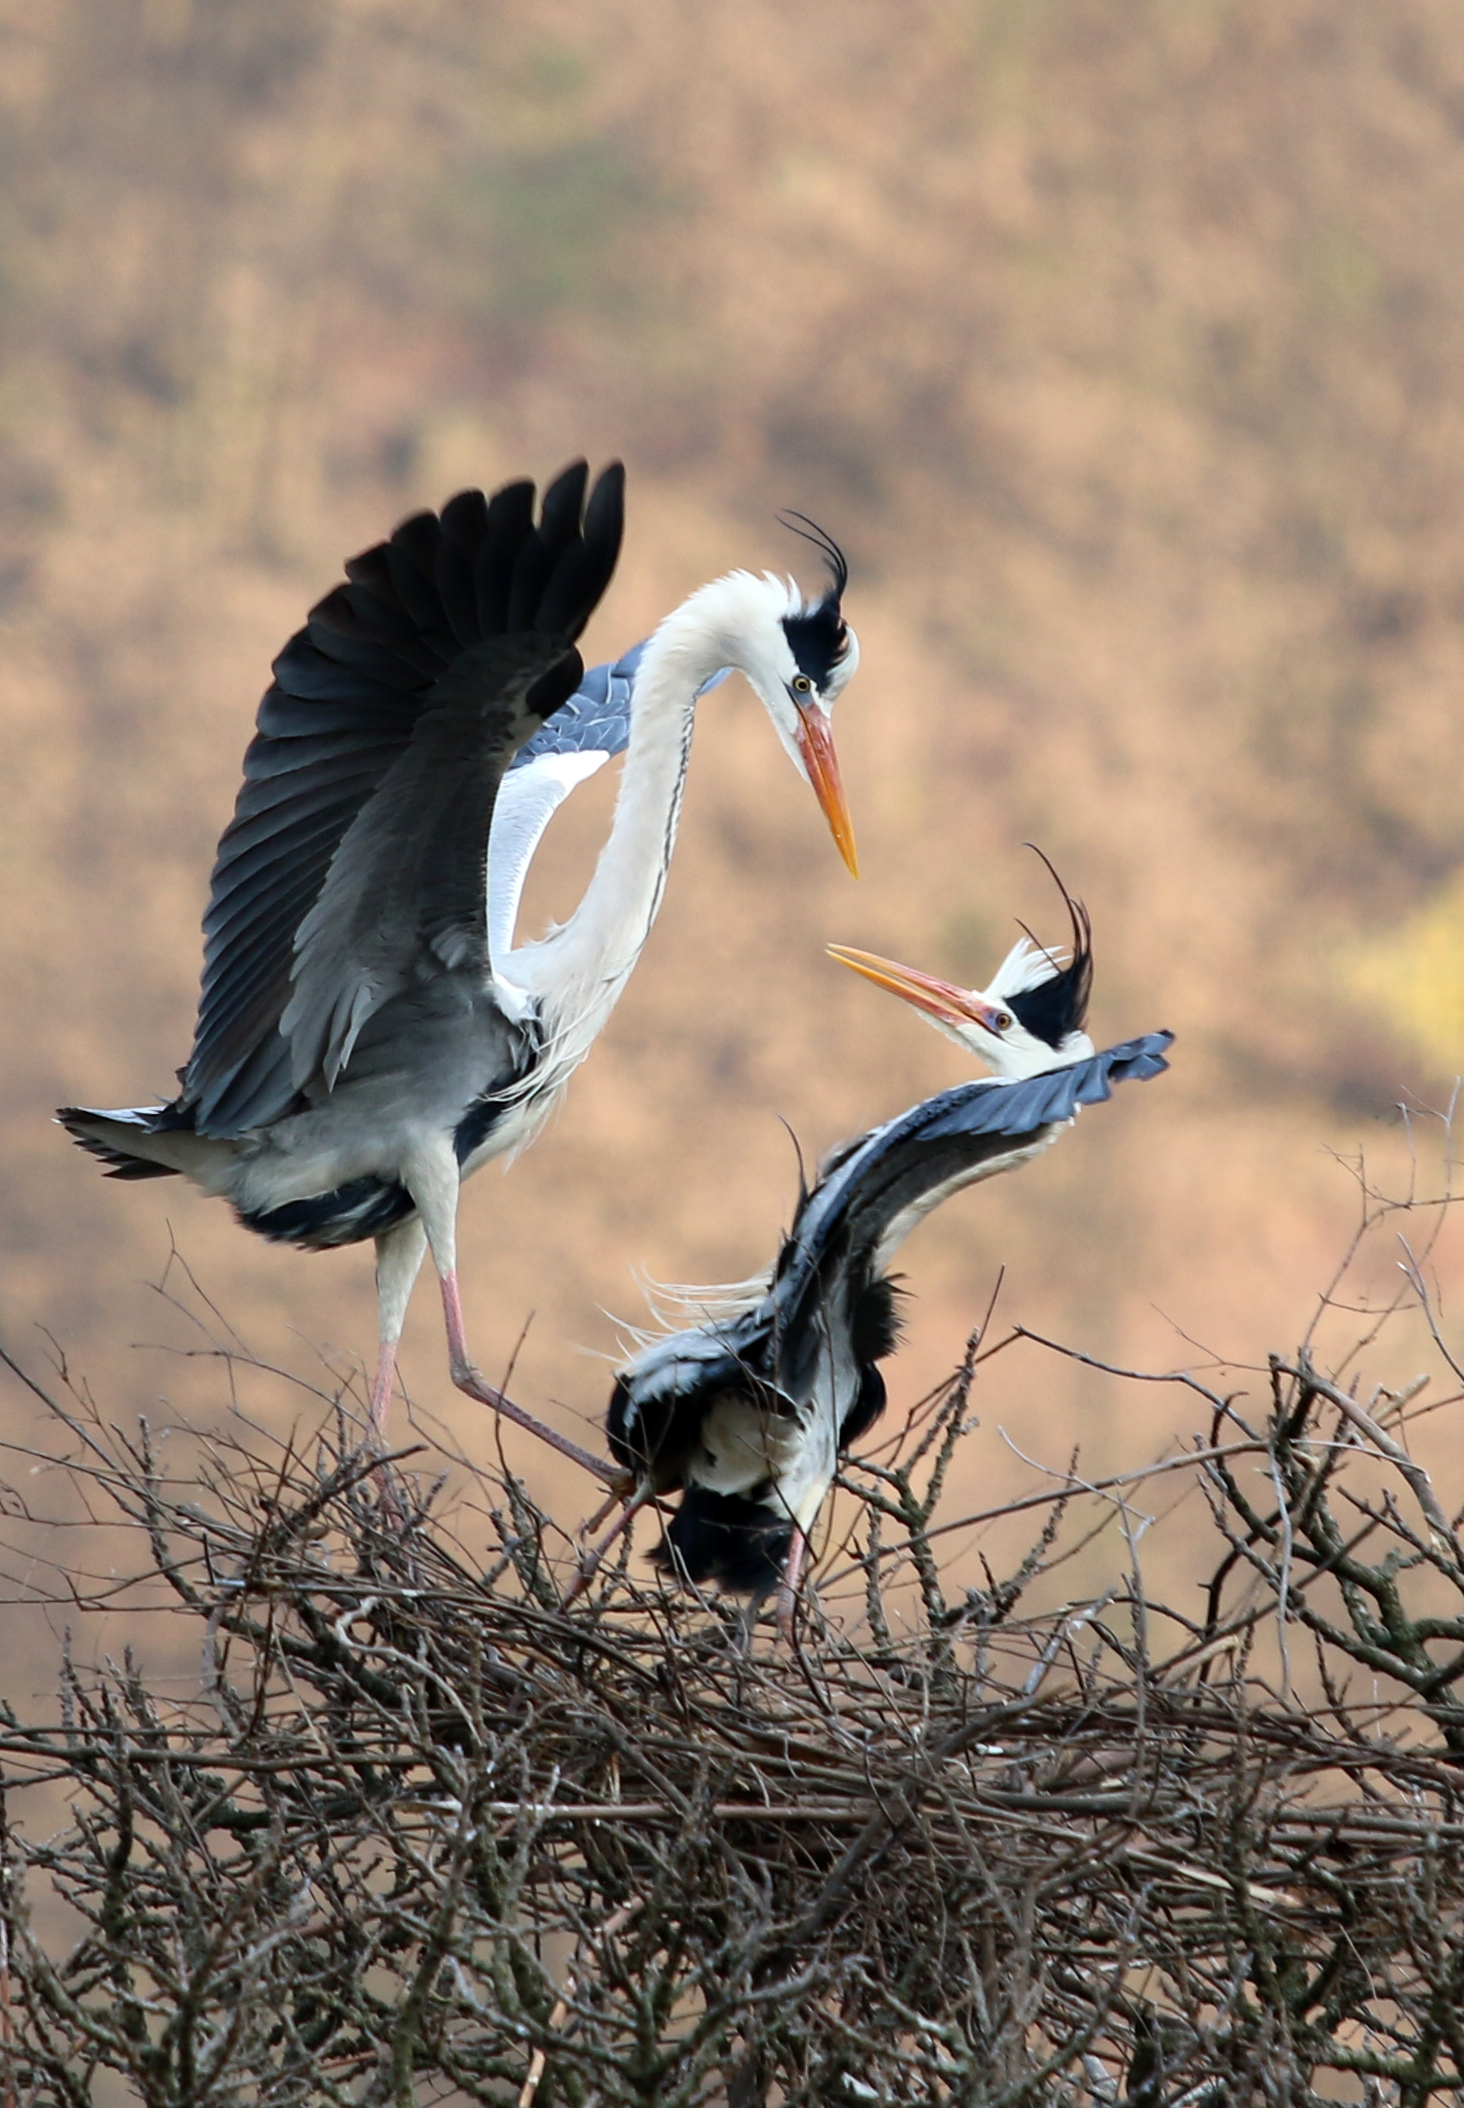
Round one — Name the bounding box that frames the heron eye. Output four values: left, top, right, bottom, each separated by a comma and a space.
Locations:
993, 1013, 1013, 1032
791, 674, 813, 696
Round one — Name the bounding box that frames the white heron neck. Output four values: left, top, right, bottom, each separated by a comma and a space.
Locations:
512, 573, 761, 1044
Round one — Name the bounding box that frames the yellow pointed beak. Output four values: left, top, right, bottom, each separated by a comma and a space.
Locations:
826, 945, 1011, 1034
794, 703, 859, 877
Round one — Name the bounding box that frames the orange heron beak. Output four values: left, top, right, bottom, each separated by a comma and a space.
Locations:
825, 945, 1011, 1034
794, 703, 859, 877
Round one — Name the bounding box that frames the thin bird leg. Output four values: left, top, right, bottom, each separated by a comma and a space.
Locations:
561, 1484, 656, 1607
439, 1269, 618, 1486
370, 1218, 428, 1446
776, 1526, 810, 1643
367, 1341, 398, 1445
405, 1143, 618, 1486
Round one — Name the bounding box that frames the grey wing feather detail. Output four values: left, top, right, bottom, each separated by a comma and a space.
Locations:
182, 462, 624, 1135
608, 1033, 1174, 1475
510, 643, 728, 771
489, 646, 731, 968
282, 640, 575, 1093
512, 641, 640, 766
766, 1032, 1175, 1345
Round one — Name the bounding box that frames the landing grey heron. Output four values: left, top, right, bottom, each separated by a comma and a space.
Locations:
59, 463, 861, 1480
603, 876, 1171, 1620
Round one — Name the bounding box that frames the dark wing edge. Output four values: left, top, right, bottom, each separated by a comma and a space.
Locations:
56, 1106, 179, 1180
769, 1031, 1175, 1328
181, 461, 625, 1135
279, 635, 587, 1097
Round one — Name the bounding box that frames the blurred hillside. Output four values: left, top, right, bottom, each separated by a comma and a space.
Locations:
3, 0, 1464, 1573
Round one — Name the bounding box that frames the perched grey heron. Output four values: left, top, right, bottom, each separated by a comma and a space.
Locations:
59, 463, 861, 1480
603, 876, 1171, 1620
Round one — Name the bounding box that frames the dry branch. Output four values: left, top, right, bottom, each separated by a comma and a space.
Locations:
2, 1173, 1464, 2102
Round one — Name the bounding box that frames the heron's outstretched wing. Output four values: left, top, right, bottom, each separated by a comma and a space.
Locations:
609, 1036, 1173, 1478
766, 1032, 1174, 1362
183, 462, 625, 1134
281, 637, 583, 1095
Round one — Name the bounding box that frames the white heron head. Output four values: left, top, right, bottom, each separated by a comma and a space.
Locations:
827, 860, 1096, 1080
683, 516, 860, 875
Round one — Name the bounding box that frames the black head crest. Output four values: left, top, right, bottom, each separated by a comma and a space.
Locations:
778, 510, 849, 601
1007, 847, 1094, 1048
778, 511, 852, 691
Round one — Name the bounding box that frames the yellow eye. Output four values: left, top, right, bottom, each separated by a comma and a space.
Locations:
994, 1013, 1013, 1031
791, 674, 813, 696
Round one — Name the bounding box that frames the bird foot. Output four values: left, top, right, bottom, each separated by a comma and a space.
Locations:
580, 1474, 637, 1536
562, 1484, 651, 1608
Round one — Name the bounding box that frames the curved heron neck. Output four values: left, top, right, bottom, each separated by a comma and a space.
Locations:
517, 583, 745, 1021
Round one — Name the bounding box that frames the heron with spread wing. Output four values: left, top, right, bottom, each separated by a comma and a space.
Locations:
604, 873, 1171, 1619
60, 463, 860, 1479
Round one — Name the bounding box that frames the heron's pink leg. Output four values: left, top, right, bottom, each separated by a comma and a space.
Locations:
776, 1526, 809, 1643
365, 1341, 408, 1529
582, 1477, 637, 1536
562, 1485, 654, 1606
439, 1268, 618, 1486
367, 1339, 399, 1449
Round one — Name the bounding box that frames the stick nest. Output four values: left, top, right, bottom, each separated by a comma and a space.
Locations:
3, 1284, 1464, 2103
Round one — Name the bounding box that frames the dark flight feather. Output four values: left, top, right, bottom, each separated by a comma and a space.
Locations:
607, 1032, 1173, 1592
181, 461, 625, 1135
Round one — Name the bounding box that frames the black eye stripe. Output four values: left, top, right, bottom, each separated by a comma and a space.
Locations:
782, 597, 850, 689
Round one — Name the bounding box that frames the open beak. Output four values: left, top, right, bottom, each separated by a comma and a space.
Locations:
794, 704, 859, 878
826, 945, 1010, 1034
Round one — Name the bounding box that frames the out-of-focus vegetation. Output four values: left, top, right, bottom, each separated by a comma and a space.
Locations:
3, 0, 1464, 1582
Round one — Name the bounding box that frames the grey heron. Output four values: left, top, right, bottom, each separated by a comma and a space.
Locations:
59, 463, 861, 1481
603, 876, 1171, 1620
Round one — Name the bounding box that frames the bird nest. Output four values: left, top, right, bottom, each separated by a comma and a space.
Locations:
2, 1292, 1464, 2108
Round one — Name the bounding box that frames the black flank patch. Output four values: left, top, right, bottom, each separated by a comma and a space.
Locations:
851, 1276, 904, 1365
838, 1363, 888, 1452
238, 1177, 416, 1251
454, 1093, 515, 1165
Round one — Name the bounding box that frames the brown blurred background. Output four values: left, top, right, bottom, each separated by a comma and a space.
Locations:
3, 0, 1464, 1615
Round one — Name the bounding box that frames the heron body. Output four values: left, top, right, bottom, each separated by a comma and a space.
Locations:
607, 881, 1171, 1609
59, 466, 860, 1470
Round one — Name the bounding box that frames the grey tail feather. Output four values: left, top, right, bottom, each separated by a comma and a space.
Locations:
56, 1107, 180, 1182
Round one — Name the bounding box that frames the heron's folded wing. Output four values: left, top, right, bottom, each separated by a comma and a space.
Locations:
182, 463, 624, 1134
